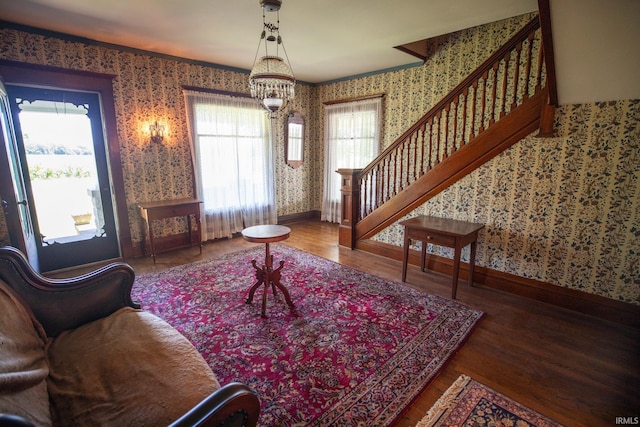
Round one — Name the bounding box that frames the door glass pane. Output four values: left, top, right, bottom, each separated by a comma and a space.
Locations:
0, 94, 32, 237
17, 99, 103, 244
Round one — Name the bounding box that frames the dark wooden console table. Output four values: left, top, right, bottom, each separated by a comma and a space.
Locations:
400, 215, 484, 299
138, 198, 203, 263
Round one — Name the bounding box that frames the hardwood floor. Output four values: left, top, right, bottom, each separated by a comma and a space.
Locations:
125, 220, 639, 427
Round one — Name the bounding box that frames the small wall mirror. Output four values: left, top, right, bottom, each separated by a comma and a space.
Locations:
285, 112, 304, 169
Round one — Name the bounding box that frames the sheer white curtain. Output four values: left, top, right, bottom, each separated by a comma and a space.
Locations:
321, 97, 382, 223
184, 90, 276, 240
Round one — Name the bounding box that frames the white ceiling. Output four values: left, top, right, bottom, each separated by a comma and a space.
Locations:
549, 0, 640, 104
0, 0, 538, 84
2, 0, 638, 104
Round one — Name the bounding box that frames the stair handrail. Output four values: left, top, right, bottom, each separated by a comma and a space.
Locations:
359, 17, 541, 181
354, 16, 545, 225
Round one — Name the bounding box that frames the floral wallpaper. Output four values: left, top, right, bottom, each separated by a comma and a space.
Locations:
375, 100, 639, 305
315, 13, 538, 152
1, 12, 638, 305
0, 26, 315, 245
313, 12, 639, 306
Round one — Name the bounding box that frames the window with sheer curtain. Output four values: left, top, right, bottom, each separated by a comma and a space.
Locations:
321, 97, 382, 223
184, 90, 276, 240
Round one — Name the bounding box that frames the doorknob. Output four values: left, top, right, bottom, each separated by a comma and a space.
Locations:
1, 199, 27, 207
2, 199, 28, 217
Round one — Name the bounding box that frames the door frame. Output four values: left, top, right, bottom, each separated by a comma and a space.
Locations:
0, 60, 133, 259
7, 84, 121, 271
0, 78, 39, 268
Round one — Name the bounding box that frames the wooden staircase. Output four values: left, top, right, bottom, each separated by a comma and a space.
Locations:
338, 17, 552, 248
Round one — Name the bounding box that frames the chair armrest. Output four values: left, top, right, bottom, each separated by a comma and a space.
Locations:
169, 382, 260, 427
0, 414, 37, 427
0, 383, 260, 427
0, 246, 139, 337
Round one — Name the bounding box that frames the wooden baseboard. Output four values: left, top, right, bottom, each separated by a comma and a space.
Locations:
356, 239, 640, 328
132, 232, 201, 259
278, 210, 321, 224
131, 211, 322, 257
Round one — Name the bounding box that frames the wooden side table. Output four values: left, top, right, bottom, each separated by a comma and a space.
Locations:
138, 198, 203, 263
400, 216, 484, 299
241, 224, 294, 317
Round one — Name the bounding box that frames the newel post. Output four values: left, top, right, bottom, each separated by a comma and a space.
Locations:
336, 168, 361, 249
537, 87, 557, 137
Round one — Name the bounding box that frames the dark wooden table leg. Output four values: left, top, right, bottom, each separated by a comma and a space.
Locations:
246, 242, 294, 317
271, 261, 293, 308
246, 260, 265, 306
261, 266, 269, 318
194, 212, 203, 254
402, 232, 410, 282
452, 244, 462, 299
148, 221, 157, 264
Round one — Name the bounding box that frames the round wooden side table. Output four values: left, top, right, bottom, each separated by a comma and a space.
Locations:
241, 224, 294, 317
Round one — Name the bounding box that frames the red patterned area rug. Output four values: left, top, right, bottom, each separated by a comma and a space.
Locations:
416, 375, 564, 427
132, 244, 483, 426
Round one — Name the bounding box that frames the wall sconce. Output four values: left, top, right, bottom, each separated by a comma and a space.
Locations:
149, 121, 165, 144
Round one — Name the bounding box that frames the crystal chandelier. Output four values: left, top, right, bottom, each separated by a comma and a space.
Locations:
249, 0, 295, 116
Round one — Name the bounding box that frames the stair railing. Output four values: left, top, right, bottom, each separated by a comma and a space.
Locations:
356, 17, 545, 223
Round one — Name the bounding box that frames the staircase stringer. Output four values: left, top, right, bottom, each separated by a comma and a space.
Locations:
355, 90, 545, 241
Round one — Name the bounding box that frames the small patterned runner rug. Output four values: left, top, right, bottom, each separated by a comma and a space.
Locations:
416, 375, 565, 427
133, 244, 483, 426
